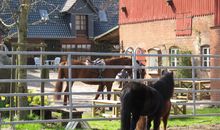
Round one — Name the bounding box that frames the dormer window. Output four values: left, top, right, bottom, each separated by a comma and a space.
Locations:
76, 15, 87, 35
99, 10, 108, 22
39, 9, 49, 21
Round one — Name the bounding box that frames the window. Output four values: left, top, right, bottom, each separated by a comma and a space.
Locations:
62, 44, 91, 52
201, 46, 210, 67
76, 15, 87, 34
99, 10, 108, 22
39, 10, 49, 21
62, 44, 91, 60
62, 44, 76, 52
170, 47, 179, 67
148, 48, 161, 74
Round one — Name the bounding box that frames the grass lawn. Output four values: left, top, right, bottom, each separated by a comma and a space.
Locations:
1, 107, 220, 130
83, 107, 220, 130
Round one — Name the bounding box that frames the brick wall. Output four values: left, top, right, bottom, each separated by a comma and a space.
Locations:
120, 15, 213, 54
120, 15, 214, 78
120, 14, 220, 101
210, 27, 220, 101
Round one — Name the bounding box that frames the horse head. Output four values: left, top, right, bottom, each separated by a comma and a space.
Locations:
113, 69, 131, 88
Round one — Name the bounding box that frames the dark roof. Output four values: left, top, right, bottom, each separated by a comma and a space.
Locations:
92, 0, 118, 36
0, 0, 73, 39
0, 0, 118, 39
60, 0, 77, 12
94, 26, 118, 43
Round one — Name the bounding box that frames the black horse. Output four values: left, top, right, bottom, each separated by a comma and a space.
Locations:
120, 71, 174, 130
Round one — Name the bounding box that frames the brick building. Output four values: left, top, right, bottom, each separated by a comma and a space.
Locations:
119, 0, 220, 101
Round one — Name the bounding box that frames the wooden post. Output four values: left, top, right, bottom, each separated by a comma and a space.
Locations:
40, 43, 47, 120
9, 46, 16, 122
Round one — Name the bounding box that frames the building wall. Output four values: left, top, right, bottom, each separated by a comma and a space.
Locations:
120, 15, 214, 78
214, 0, 220, 26
119, 0, 214, 25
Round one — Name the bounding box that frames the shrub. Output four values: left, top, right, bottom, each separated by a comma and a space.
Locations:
28, 89, 50, 106
176, 49, 192, 78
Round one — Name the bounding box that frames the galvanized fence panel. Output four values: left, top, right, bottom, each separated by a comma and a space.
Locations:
0, 51, 220, 128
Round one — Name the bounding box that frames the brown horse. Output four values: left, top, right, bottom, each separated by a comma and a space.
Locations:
54, 57, 145, 105
136, 101, 171, 130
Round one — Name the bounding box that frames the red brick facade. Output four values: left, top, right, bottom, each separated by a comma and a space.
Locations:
119, 0, 220, 101
210, 27, 220, 101
120, 15, 214, 78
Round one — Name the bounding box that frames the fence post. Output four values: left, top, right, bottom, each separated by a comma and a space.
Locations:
191, 56, 196, 115
9, 46, 16, 123
40, 44, 46, 120
132, 54, 137, 80
67, 54, 73, 120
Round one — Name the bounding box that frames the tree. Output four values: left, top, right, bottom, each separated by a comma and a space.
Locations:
0, 0, 117, 120
16, 0, 29, 120
0, 0, 59, 120
0, 0, 30, 120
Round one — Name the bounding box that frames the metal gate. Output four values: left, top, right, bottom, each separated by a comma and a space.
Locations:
0, 50, 220, 129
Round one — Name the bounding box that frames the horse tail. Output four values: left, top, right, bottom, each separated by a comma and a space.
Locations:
121, 89, 132, 130
54, 62, 66, 100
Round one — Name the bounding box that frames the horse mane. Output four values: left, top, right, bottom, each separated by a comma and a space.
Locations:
152, 72, 174, 101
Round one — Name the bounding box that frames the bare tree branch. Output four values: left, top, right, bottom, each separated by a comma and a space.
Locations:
29, 0, 60, 25
6, 32, 17, 39
0, 18, 16, 29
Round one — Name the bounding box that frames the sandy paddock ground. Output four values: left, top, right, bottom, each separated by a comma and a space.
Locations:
27, 69, 114, 112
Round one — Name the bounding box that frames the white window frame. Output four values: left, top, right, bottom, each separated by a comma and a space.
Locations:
76, 15, 87, 31
170, 48, 179, 67
201, 46, 210, 67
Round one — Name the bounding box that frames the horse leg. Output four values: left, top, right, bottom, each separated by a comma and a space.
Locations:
163, 102, 171, 130
63, 86, 68, 106
146, 117, 152, 130
63, 81, 73, 105
131, 113, 140, 130
106, 82, 113, 100
162, 112, 169, 130
136, 116, 146, 130
105, 83, 113, 110
94, 84, 104, 100
153, 116, 161, 130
